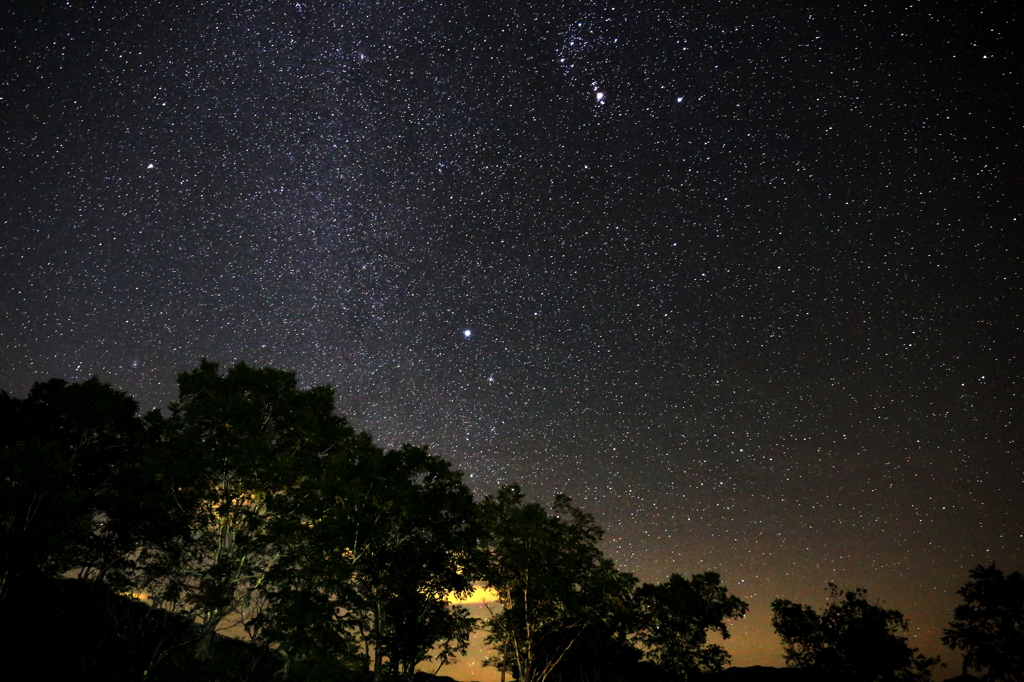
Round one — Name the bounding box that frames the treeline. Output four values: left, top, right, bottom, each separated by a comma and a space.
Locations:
1, 362, 1020, 682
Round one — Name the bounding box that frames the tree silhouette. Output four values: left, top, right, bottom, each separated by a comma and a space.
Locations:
7, 363, 874, 682
633, 571, 749, 680
321, 443, 481, 681
480, 485, 635, 682
133, 360, 358, 669
943, 564, 1024, 682
0, 378, 143, 604
772, 584, 940, 681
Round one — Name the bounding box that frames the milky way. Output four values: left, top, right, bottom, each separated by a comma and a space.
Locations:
2, 1, 1021, 675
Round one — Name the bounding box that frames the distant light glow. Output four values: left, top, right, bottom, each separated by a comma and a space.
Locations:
447, 584, 499, 604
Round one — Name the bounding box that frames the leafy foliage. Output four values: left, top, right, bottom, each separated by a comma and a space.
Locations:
633, 571, 749, 679
134, 360, 358, 665
7, 363, 929, 682
943, 564, 1024, 682
0, 378, 143, 603
314, 442, 481, 680
771, 584, 941, 681
480, 485, 636, 682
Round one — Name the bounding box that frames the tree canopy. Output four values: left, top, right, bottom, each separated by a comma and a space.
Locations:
633, 571, 749, 679
134, 360, 361, 665
943, 564, 1024, 682
1, 363, 486, 680
479, 485, 635, 682
6, 362, 967, 682
771, 584, 940, 682
0, 377, 144, 603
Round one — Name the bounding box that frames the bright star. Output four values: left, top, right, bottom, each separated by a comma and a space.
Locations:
463, 329, 472, 338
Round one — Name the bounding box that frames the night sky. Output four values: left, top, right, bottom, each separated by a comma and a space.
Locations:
1, 1, 1021, 677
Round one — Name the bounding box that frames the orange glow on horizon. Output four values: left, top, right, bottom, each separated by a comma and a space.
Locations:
447, 584, 499, 605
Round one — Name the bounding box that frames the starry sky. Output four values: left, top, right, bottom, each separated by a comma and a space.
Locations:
1, 1, 1021, 677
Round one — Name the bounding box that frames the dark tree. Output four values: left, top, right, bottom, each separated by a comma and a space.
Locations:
381, 589, 476, 679
480, 485, 636, 682
771, 584, 940, 682
0, 378, 143, 604
633, 571, 749, 679
943, 564, 1024, 682
0, 434, 83, 604
542, 604, 641, 682
315, 443, 481, 681
133, 360, 359, 669
3, 364, 488, 681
